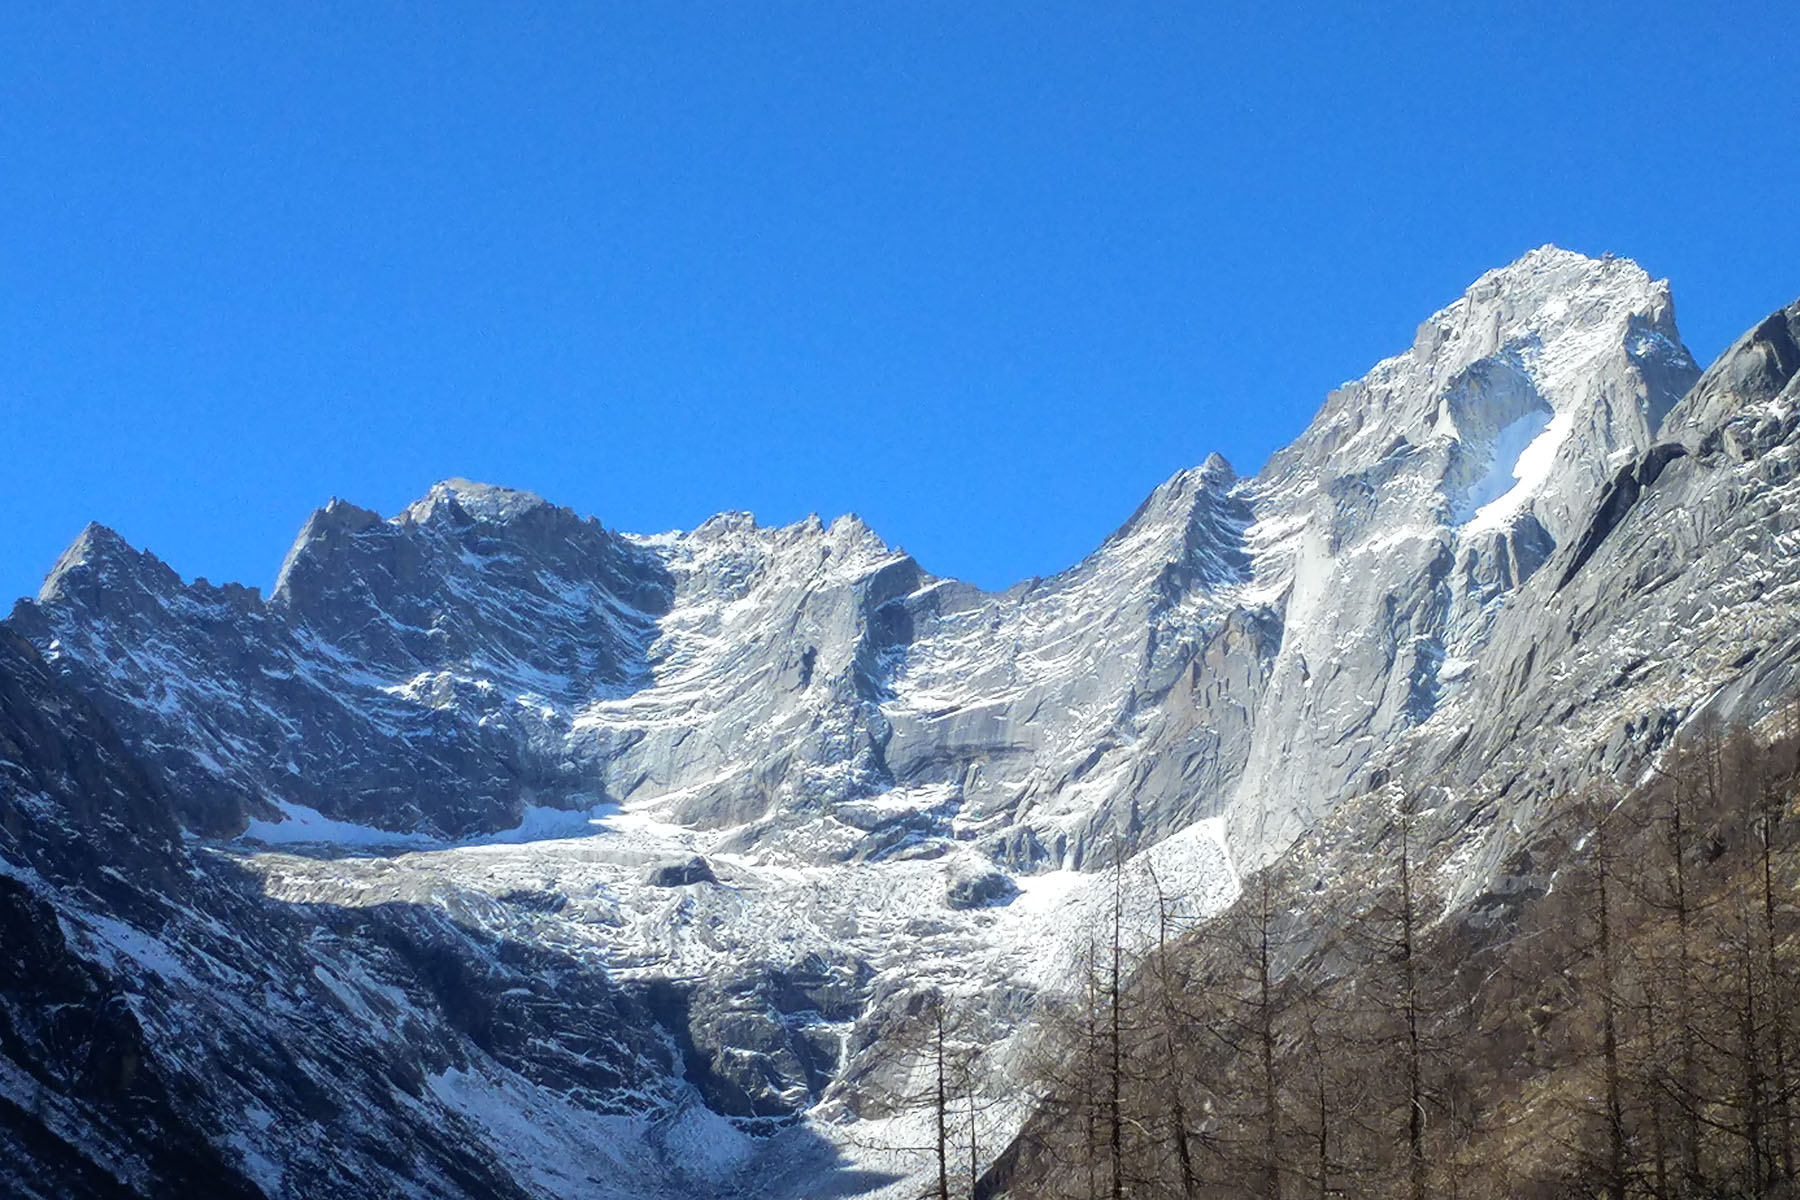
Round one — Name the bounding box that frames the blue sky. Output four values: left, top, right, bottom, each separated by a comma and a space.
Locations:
3, 4, 1795, 605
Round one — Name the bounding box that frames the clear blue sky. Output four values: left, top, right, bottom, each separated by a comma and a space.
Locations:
3, 4, 1795, 606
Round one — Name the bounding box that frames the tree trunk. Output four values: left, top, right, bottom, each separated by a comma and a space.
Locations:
1760, 788, 1794, 1186
1150, 868, 1200, 1200
1668, 773, 1702, 1190
1258, 872, 1281, 1200
1596, 807, 1627, 1200
1399, 800, 1427, 1200
1108, 852, 1124, 1200
935, 1001, 950, 1200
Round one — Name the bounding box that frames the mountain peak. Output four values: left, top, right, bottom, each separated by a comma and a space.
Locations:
37, 522, 180, 607
58, 519, 132, 562
689, 510, 761, 541
401, 478, 554, 526
1405, 245, 1676, 383
270, 498, 383, 603
1260, 246, 1697, 543
1499, 241, 1620, 272
1198, 451, 1237, 485
1082, 454, 1251, 597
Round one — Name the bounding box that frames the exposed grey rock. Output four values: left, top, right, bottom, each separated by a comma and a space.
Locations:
643, 952, 871, 1121
1661, 300, 1800, 454
945, 868, 1019, 910
0, 626, 684, 1199
643, 855, 717, 887
11, 480, 675, 839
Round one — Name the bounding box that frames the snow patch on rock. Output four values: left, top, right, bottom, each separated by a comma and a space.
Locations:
244, 800, 436, 848
1458, 408, 1569, 531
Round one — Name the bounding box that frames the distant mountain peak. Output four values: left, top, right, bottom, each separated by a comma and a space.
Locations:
1198, 450, 1237, 484
1257, 245, 1697, 545
1405, 244, 1676, 394
37, 521, 180, 608
401, 477, 556, 526
49, 519, 134, 569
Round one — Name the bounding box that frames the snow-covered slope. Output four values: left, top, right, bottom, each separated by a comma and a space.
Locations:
11, 247, 1800, 1199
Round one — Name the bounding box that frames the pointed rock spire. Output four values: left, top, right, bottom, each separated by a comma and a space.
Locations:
36, 522, 182, 611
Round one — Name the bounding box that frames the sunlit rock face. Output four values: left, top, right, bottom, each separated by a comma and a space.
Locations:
1224, 247, 1701, 858
13, 248, 1800, 1199
10, 250, 1700, 867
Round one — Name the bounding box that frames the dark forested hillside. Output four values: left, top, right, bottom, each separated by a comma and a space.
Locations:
989, 706, 1800, 1200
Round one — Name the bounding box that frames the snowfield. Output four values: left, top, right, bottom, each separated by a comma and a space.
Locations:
232, 788, 1241, 1192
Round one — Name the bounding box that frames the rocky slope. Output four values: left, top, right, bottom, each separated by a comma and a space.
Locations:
6, 246, 1800, 1198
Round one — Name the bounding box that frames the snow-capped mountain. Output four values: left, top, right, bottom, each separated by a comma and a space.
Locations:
6, 246, 1800, 1198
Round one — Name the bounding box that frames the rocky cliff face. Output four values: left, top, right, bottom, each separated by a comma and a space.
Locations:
11, 481, 674, 839
7, 247, 1800, 1199
1223, 248, 1699, 856
0, 622, 735, 1199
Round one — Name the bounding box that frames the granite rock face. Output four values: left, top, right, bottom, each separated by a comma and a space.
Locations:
1662, 300, 1800, 458
11, 483, 673, 838
8, 252, 1707, 876
11, 247, 1800, 1198
0, 626, 713, 1199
